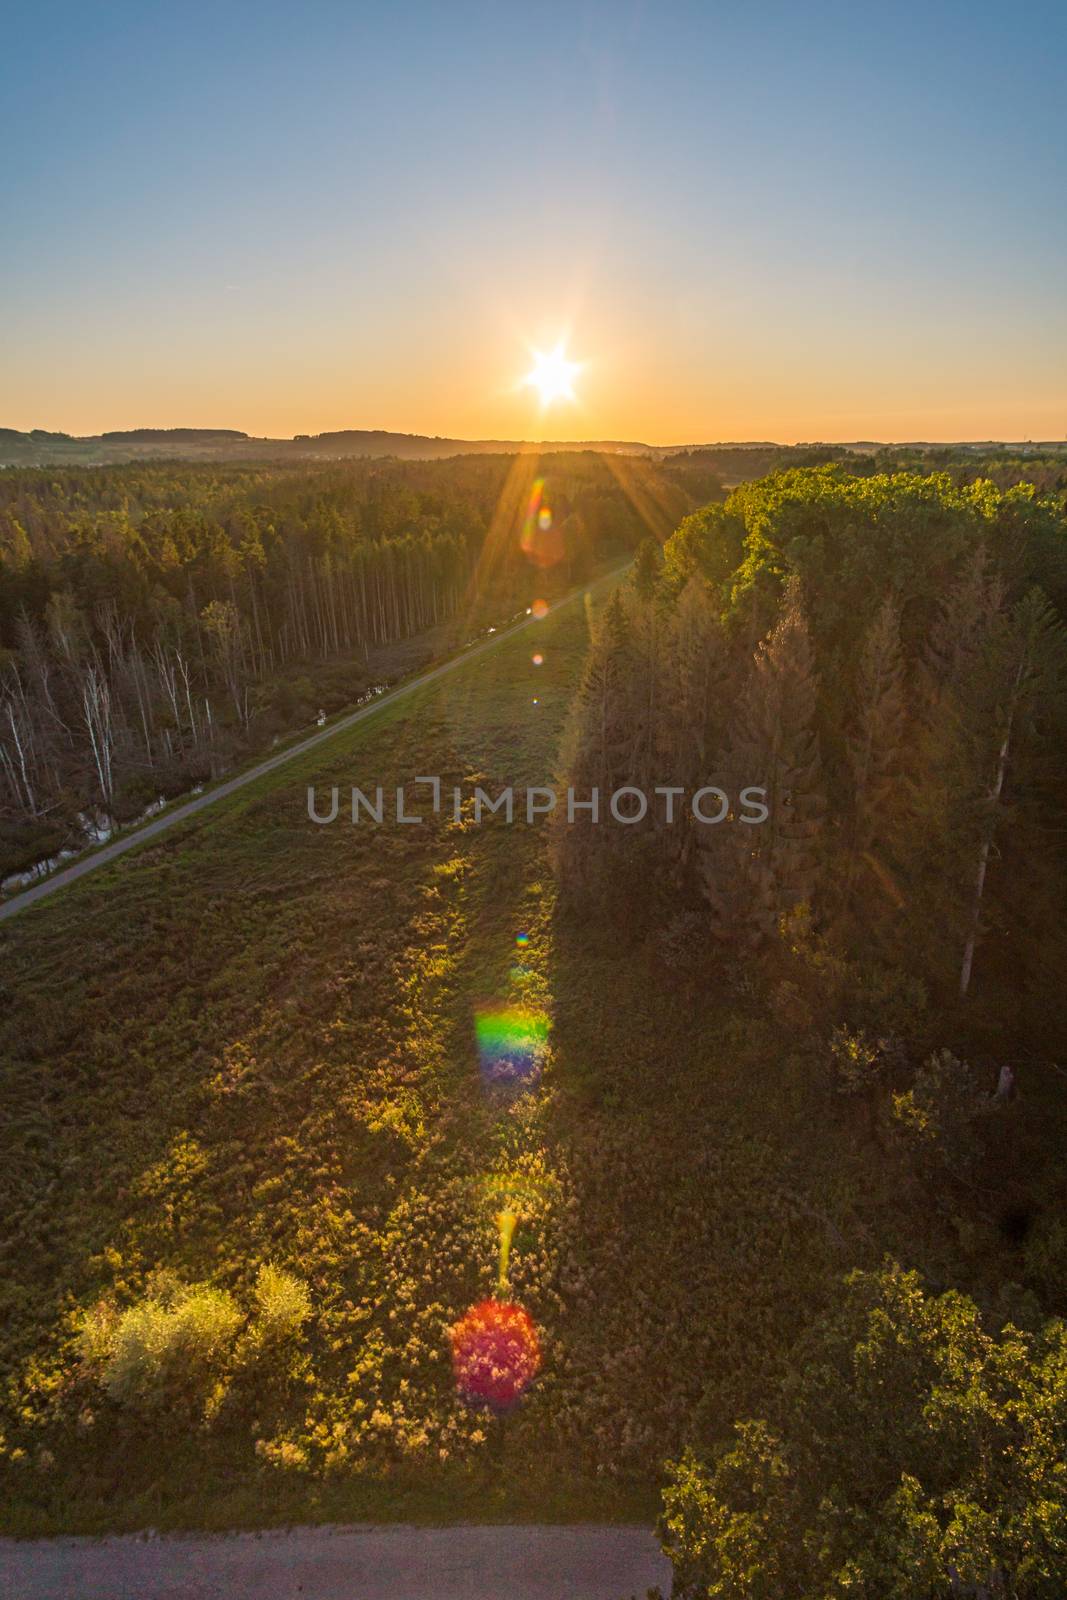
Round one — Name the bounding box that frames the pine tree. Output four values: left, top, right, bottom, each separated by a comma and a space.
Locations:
957, 587, 1067, 997
922, 545, 1002, 695
661, 578, 732, 776
842, 596, 906, 916
891, 560, 1004, 991
660, 577, 734, 872
699, 578, 824, 943
630, 537, 662, 603
626, 554, 668, 805
897, 557, 1067, 999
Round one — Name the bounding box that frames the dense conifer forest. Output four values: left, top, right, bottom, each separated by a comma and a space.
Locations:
554, 465, 1067, 1592
0, 452, 712, 879
555, 465, 1067, 1043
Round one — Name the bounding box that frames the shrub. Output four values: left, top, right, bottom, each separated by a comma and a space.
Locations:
112, 773, 163, 824
890, 1049, 984, 1176
828, 1025, 886, 1097
660, 1265, 1067, 1598
250, 1265, 311, 1344
0, 816, 73, 880
96, 1285, 241, 1411
77, 1302, 118, 1368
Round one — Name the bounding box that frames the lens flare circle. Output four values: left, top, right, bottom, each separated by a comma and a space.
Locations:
520, 480, 565, 571
475, 1004, 548, 1088
450, 1298, 541, 1410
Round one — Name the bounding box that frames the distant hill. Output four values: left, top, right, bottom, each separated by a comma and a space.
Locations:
286, 428, 657, 460
100, 428, 249, 443
0, 425, 690, 466
1, 425, 1064, 468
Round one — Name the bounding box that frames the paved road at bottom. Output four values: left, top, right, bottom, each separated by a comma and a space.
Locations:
0, 1522, 669, 1599
0, 565, 627, 927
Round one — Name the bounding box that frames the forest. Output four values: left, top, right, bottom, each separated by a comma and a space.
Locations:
555, 465, 1067, 1592
556, 465, 1067, 1033
0, 451, 712, 881
1, 457, 1066, 1597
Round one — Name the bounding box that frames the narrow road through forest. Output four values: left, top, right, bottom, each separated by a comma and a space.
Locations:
0, 565, 625, 927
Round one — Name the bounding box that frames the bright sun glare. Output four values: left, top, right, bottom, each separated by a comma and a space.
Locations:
522, 342, 581, 407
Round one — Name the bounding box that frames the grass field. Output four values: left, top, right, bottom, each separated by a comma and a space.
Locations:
0, 575, 1042, 1538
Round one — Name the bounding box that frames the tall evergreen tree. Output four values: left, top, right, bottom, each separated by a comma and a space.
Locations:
891, 556, 1003, 978
699, 578, 824, 943
957, 587, 1067, 997
842, 595, 906, 918
659, 577, 734, 872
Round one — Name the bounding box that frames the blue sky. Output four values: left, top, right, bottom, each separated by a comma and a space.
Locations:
3, 0, 1065, 440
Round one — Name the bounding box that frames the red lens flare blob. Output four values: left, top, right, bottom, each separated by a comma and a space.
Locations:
531, 598, 549, 619
450, 1299, 541, 1411
531, 653, 544, 666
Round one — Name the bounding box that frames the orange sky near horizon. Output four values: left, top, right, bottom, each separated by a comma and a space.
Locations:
8, 313, 1065, 446
8, 262, 1064, 445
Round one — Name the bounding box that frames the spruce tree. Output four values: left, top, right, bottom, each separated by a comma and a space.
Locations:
626, 550, 666, 805
892, 557, 1005, 991
842, 595, 906, 917
699, 578, 824, 943
957, 587, 1067, 996
661, 577, 734, 872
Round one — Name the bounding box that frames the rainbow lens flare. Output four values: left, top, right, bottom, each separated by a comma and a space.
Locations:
450, 1299, 541, 1410
515, 932, 530, 947
475, 1004, 547, 1088
520, 479, 564, 570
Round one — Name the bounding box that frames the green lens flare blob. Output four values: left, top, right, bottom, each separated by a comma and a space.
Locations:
474, 1004, 548, 1089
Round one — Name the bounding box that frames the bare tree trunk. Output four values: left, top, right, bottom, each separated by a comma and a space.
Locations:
3, 695, 39, 814
959, 660, 1024, 999
82, 663, 115, 809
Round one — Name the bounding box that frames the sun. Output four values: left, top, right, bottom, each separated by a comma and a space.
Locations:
521, 342, 581, 407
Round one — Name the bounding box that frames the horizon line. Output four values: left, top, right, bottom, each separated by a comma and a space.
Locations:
4, 423, 1066, 452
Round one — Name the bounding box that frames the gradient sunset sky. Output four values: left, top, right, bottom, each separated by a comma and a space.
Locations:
4, 0, 1065, 443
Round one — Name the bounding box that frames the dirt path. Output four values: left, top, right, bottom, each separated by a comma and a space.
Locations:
0, 1523, 667, 1599
0, 567, 625, 928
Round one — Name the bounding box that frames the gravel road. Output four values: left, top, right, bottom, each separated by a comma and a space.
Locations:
0, 1522, 668, 1599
